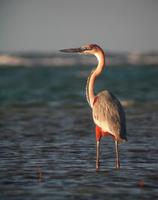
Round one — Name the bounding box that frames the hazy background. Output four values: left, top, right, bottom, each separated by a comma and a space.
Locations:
0, 0, 158, 52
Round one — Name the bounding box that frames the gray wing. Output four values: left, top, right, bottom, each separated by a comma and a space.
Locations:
92, 90, 127, 141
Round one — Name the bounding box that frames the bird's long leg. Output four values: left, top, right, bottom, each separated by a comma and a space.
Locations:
115, 140, 120, 169
95, 125, 102, 170
96, 140, 100, 170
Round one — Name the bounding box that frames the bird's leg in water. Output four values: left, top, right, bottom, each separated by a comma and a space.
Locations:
95, 125, 102, 170
115, 140, 120, 169
96, 140, 100, 170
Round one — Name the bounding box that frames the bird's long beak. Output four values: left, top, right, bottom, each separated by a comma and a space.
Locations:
60, 47, 83, 53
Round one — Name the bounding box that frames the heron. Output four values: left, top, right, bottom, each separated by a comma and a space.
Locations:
60, 44, 127, 170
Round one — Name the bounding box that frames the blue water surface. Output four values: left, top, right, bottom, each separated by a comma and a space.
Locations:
0, 64, 158, 200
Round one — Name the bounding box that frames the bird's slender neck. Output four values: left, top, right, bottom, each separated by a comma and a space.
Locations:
86, 49, 105, 107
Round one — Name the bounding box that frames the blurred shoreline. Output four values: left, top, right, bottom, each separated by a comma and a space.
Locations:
0, 51, 158, 67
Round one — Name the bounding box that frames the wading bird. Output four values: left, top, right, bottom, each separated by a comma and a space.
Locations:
60, 44, 127, 170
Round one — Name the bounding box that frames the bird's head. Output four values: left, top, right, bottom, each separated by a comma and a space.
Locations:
60, 44, 104, 56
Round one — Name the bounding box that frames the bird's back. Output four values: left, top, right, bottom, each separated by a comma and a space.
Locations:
92, 90, 127, 142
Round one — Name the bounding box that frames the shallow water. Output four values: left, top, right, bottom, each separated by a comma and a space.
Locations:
0, 65, 158, 199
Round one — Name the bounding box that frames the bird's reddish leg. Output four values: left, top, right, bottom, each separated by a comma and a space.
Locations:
95, 125, 102, 170
115, 140, 120, 169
